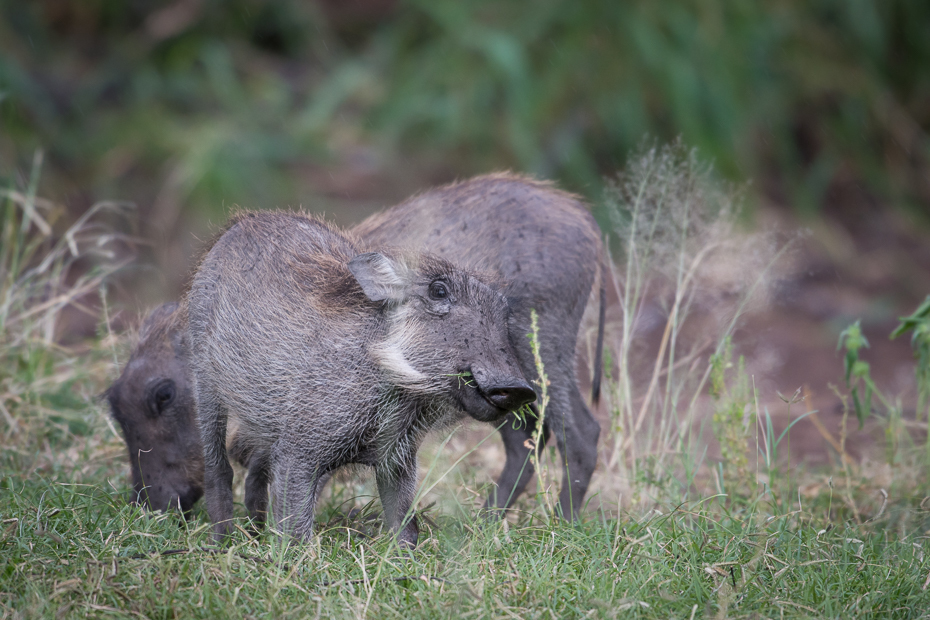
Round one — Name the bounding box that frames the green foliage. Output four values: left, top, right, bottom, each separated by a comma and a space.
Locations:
0, 0, 328, 221
838, 320, 874, 428
2, 0, 928, 223
839, 310, 930, 470
3, 473, 929, 619
368, 0, 930, 211
891, 295, 930, 421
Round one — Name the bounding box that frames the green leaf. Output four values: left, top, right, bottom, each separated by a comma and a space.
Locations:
851, 387, 866, 429
890, 295, 930, 340
838, 320, 868, 353
852, 360, 870, 379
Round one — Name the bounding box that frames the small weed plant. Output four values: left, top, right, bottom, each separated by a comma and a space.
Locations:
525, 309, 554, 512
840, 296, 930, 475
709, 338, 752, 493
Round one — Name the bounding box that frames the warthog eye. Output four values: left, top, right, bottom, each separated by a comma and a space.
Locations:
148, 380, 176, 416
428, 280, 449, 300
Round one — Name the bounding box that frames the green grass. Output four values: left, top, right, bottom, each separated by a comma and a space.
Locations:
3, 458, 929, 619
1, 342, 926, 620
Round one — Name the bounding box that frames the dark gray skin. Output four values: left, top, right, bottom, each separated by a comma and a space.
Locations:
187, 212, 535, 546
104, 302, 204, 512
106, 173, 604, 522
355, 173, 605, 520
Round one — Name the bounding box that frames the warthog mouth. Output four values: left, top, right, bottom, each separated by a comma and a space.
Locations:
479, 386, 537, 413
132, 483, 203, 516
478, 390, 511, 413
450, 368, 535, 421
472, 374, 536, 414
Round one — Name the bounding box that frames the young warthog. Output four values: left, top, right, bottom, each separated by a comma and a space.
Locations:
188, 212, 535, 545
104, 302, 204, 512
355, 173, 604, 520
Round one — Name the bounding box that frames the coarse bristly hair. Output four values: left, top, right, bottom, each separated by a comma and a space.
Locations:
187, 208, 530, 545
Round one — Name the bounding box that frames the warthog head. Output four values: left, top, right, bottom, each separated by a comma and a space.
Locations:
104, 302, 204, 512
347, 251, 536, 423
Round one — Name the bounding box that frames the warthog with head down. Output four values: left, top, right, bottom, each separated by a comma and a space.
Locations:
104, 302, 203, 512
106, 173, 604, 522
187, 212, 534, 546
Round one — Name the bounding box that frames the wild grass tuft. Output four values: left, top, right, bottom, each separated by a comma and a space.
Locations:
599, 141, 798, 507
709, 338, 752, 493
0, 156, 136, 510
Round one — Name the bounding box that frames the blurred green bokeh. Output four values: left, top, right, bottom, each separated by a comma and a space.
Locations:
1, 0, 928, 230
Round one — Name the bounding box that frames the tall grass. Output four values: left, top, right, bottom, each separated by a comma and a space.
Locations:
0, 153, 133, 466
597, 143, 798, 507
1, 154, 134, 345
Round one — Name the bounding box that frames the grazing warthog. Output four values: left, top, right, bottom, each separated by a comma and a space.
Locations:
106, 173, 604, 522
104, 302, 252, 514
187, 212, 535, 546
104, 302, 203, 512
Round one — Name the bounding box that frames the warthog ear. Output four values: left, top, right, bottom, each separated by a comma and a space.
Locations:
348, 252, 412, 303
140, 302, 179, 339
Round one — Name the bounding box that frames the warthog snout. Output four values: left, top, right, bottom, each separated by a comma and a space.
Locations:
463, 365, 536, 422
482, 382, 536, 411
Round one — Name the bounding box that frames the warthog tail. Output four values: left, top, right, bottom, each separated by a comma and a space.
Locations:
591, 245, 607, 406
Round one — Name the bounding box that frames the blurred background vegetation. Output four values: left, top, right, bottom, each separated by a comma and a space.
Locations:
1, 0, 929, 320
